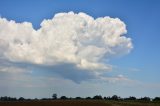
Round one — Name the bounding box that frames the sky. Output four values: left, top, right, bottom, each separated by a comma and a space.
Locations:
0, 0, 160, 99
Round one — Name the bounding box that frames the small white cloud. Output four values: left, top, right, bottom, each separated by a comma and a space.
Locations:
0, 12, 132, 71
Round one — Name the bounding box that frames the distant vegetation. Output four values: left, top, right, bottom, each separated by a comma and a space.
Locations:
0, 94, 160, 106
0, 94, 160, 102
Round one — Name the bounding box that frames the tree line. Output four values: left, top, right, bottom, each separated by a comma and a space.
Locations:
0, 94, 160, 102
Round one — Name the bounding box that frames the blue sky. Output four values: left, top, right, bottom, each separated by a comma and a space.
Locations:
0, 0, 160, 98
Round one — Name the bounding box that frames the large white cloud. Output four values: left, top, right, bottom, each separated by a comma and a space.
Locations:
0, 12, 132, 71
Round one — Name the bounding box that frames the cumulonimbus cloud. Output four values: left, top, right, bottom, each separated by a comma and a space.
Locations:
0, 12, 133, 71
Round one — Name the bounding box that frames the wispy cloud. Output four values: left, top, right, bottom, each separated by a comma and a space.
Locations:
129, 68, 141, 72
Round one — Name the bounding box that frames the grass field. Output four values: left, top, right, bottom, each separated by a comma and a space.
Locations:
0, 100, 160, 106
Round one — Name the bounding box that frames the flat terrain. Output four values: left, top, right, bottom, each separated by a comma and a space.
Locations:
0, 100, 160, 106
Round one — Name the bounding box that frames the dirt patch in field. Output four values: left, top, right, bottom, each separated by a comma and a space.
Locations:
0, 100, 110, 106
0, 100, 159, 106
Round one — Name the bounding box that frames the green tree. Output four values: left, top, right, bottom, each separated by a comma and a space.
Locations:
52, 93, 57, 100
60, 96, 68, 100
93, 95, 103, 100
111, 95, 120, 101
153, 97, 160, 102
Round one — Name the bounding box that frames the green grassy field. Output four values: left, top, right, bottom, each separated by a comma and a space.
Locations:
0, 100, 160, 106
